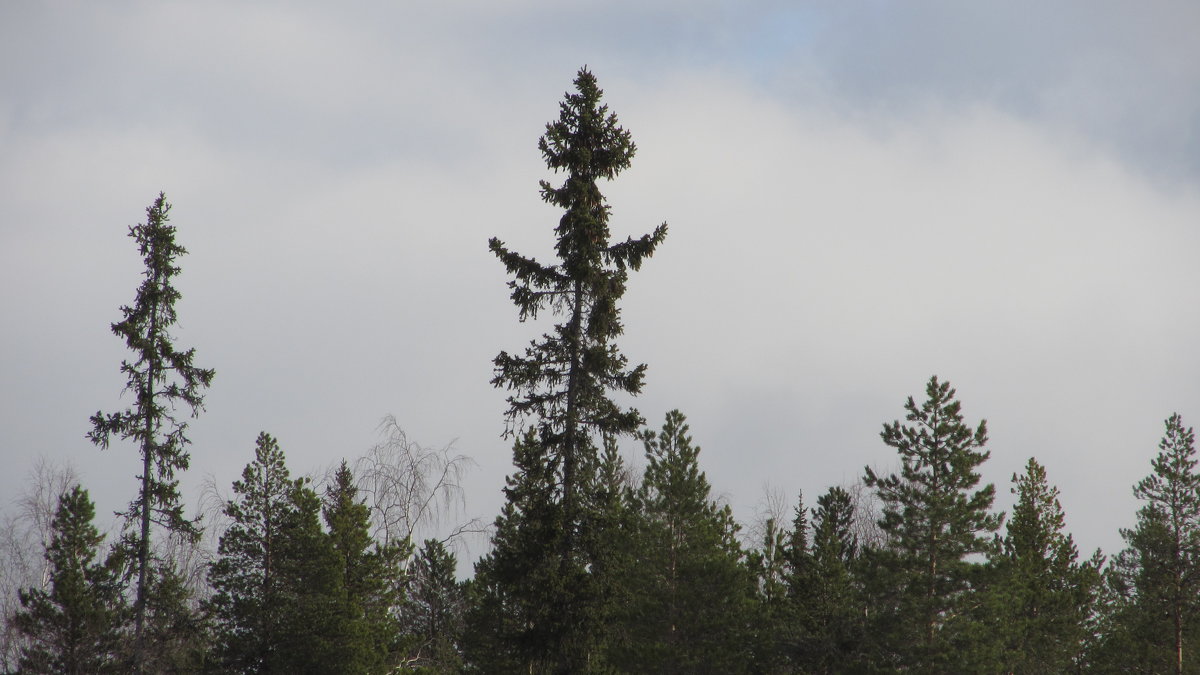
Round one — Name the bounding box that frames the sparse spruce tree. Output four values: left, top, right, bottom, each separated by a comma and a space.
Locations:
87, 193, 214, 671
13, 485, 125, 674
480, 66, 667, 672
863, 375, 1002, 670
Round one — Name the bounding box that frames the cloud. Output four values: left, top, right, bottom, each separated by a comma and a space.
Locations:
1, 2, 1198, 564
780, 1, 1200, 182
607, 74, 1200, 551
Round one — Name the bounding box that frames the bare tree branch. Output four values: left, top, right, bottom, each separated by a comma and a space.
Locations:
0, 458, 81, 671
352, 415, 488, 561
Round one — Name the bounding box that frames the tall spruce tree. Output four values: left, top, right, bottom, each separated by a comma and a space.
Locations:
1096, 414, 1200, 674
985, 458, 1100, 673
862, 375, 1002, 670
13, 485, 125, 674
87, 193, 214, 671
481, 66, 667, 672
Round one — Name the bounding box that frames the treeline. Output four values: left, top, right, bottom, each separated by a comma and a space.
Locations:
3, 67, 1200, 673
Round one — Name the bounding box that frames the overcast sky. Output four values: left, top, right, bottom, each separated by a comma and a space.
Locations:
3, 1, 1200, 564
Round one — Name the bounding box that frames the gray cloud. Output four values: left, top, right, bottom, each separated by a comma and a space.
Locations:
1, 2, 1198, 563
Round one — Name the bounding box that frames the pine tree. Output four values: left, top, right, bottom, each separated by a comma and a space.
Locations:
323, 461, 405, 673
615, 410, 752, 673
1095, 414, 1200, 673
862, 375, 1002, 670
13, 485, 125, 674
986, 458, 1100, 673
1137, 413, 1200, 675
208, 432, 340, 673
208, 432, 293, 673
483, 66, 667, 672
404, 539, 466, 673
87, 193, 214, 671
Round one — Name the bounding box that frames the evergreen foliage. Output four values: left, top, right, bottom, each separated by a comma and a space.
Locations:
86, 193, 214, 670
480, 66, 667, 672
805, 485, 864, 672
404, 539, 466, 673
777, 491, 816, 670
208, 432, 340, 673
135, 559, 211, 673
863, 375, 1002, 670
12, 486, 125, 674
985, 458, 1100, 673
466, 430, 571, 672
586, 435, 640, 668
275, 478, 343, 673
323, 461, 407, 673
1094, 414, 1200, 673
614, 410, 752, 673
766, 486, 866, 672
782, 491, 813, 600
748, 514, 790, 673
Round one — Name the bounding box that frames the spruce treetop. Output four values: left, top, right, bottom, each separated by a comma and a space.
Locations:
489, 67, 667, 447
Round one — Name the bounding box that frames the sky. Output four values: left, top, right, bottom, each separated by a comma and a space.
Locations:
3, 1, 1200, 566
